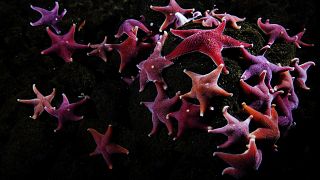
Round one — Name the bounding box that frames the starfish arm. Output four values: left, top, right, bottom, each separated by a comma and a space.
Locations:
300, 61, 316, 71
208, 125, 231, 136
61, 93, 70, 106
51, 1, 59, 12
106, 144, 129, 155
17, 98, 39, 105
222, 106, 239, 124
45, 27, 61, 43
240, 79, 257, 96
44, 106, 57, 117
31, 104, 44, 119
68, 96, 89, 110
129, 19, 151, 34
54, 117, 64, 132
70, 42, 89, 50
155, 81, 167, 99
296, 78, 310, 90
241, 70, 253, 81
270, 64, 294, 73
41, 44, 58, 55
138, 70, 148, 92
280, 31, 298, 43
148, 115, 160, 137
64, 24, 76, 41
87, 128, 103, 145
170, 29, 201, 39
101, 150, 113, 170
65, 112, 84, 121
32, 84, 43, 97
89, 148, 100, 156
242, 102, 271, 127
250, 128, 276, 141
180, 91, 196, 99
213, 19, 226, 34
160, 14, 176, 32
30, 4, 48, 16
294, 29, 314, 48
198, 95, 209, 117
203, 64, 224, 84
141, 101, 154, 112
222, 167, 244, 178
30, 19, 44, 26
209, 86, 233, 97
114, 24, 125, 38
240, 47, 259, 63
165, 35, 201, 61
200, 47, 229, 74
51, 24, 61, 34
183, 69, 200, 81
257, 18, 273, 33
175, 120, 186, 140
102, 125, 113, 145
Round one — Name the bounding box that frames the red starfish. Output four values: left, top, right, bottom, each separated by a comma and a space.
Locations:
165, 20, 253, 74
150, 0, 194, 32
41, 24, 89, 62
166, 99, 212, 140
17, 84, 55, 119
141, 82, 181, 136
87, 125, 129, 170
242, 102, 280, 151
87, 36, 109, 62
213, 138, 262, 178
274, 68, 294, 93
192, 10, 220, 27
180, 64, 233, 116
137, 31, 173, 92
291, 58, 315, 90
211, 8, 246, 30
115, 19, 151, 40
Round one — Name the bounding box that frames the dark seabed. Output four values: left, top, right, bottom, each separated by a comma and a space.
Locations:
0, 0, 319, 179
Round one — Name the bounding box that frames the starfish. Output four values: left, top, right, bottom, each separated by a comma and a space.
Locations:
274, 68, 294, 93
174, 11, 202, 28
273, 95, 294, 132
87, 125, 129, 170
180, 64, 233, 116
257, 18, 313, 50
137, 31, 173, 92
106, 26, 154, 73
240, 70, 284, 116
211, 8, 246, 30
291, 58, 315, 90
141, 81, 181, 137
165, 20, 253, 74
213, 138, 262, 179
87, 36, 109, 62
242, 102, 280, 150
17, 84, 55, 119
41, 24, 89, 62
150, 0, 194, 32
208, 106, 251, 149
192, 10, 220, 27
30, 1, 67, 34
114, 19, 151, 40
166, 99, 212, 140
44, 93, 89, 132
240, 47, 294, 90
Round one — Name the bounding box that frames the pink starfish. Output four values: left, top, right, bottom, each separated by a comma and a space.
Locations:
137, 31, 173, 92
166, 99, 212, 140
180, 64, 233, 116
208, 106, 251, 149
213, 138, 262, 179
192, 10, 220, 27
87, 36, 109, 62
150, 0, 194, 32
211, 8, 246, 30
30, 1, 67, 34
114, 18, 151, 40
165, 20, 253, 74
242, 102, 280, 150
141, 82, 181, 137
87, 125, 129, 170
294, 28, 314, 48
257, 18, 313, 50
273, 95, 294, 132
41, 24, 89, 62
240, 47, 294, 90
240, 70, 284, 116
274, 68, 294, 93
17, 84, 55, 119
291, 58, 315, 90
44, 93, 89, 132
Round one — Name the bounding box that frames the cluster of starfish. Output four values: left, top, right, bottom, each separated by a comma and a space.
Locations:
23, 0, 316, 177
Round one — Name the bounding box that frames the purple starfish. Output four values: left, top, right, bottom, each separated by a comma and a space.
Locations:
137, 31, 173, 92
87, 36, 110, 62
213, 138, 262, 179
240, 47, 294, 90
141, 82, 180, 137
240, 70, 284, 116
44, 93, 89, 132
30, 1, 67, 34
166, 99, 212, 140
193, 10, 220, 27
211, 8, 246, 30
17, 84, 55, 119
291, 58, 315, 90
208, 106, 251, 149
87, 124, 129, 170
41, 24, 89, 62
257, 18, 313, 50
115, 19, 151, 40
273, 95, 294, 132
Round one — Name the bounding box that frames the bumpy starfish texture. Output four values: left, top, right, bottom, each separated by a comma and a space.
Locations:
180, 64, 233, 117
167, 99, 212, 140
192, 10, 220, 27
30, 1, 67, 34
137, 31, 173, 92
141, 82, 180, 137
87, 125, 129, 170
87, 36, 109, 62
208, 106, 251, 149
17, 84, 55, 119
115, 19, 151, 40
166, 20, 253, 74
211, 8, 246, 29
240, 71, 284, 116
291, 58, 315, 90
150, 0, 194, 32
213, 138, 262, 179
106, 26, 154, 73
41, 24, 89, 62
257, 18, 313, 50
44, 93, 89, 132
240, 47, 294, 90
242, 102, 280, 150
